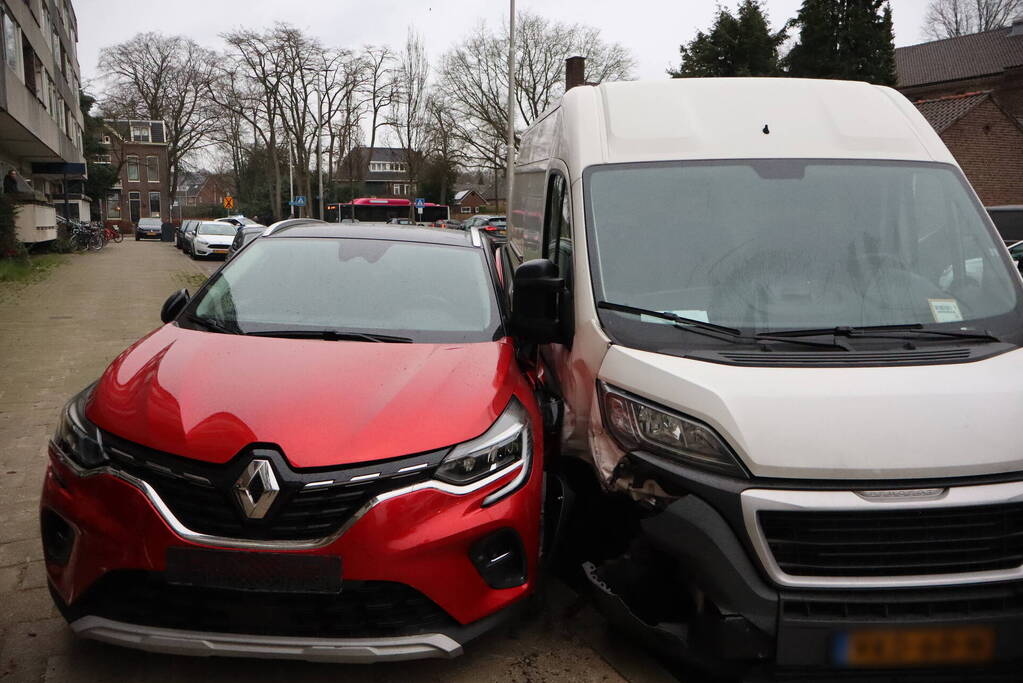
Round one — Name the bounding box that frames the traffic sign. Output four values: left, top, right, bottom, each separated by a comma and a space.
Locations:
415, 198, 425, 215
223, 196, 235, 210
290, 196, 307, 207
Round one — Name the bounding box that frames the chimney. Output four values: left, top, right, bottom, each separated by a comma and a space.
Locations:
565, 56, 586, 90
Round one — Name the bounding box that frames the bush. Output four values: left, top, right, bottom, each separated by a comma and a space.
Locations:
0, 193, 22, 259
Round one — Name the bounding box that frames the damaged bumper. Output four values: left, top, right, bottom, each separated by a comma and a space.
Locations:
586, 451, 1023, 672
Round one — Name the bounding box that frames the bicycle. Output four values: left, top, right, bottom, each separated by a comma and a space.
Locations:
101, 223, 123, 243
69, 220, 103, 251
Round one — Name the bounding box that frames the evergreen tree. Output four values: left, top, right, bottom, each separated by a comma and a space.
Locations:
786, 0, 896, 86
669, 0, 787, 78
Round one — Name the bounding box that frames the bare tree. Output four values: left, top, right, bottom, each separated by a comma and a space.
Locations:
387, 31, 431, 214
425, 95, 467, 204
440, 11, 635, 168
358, 46, 396, 185
98, 33, 219, 213
924, 0, 1023, 38
219, 27, 289, 218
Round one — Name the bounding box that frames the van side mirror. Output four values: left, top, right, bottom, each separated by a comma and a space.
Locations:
511, 259, 565, 344
161, 289, 190, 323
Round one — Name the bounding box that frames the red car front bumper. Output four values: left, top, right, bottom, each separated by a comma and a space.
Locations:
40, 439, 541, 662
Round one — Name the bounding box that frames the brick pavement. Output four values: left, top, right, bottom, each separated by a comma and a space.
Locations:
0, 240, 677, 683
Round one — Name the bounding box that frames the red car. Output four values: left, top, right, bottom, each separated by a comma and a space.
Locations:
41, 221, 544, 662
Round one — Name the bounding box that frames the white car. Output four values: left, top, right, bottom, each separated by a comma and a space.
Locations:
188, 221, 238, 259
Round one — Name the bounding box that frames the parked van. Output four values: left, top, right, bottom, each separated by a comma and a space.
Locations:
505, 78, 1023, 675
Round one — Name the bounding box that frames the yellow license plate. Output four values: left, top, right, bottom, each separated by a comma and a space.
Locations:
839, 626, 995, 668
212, 249, 228, 253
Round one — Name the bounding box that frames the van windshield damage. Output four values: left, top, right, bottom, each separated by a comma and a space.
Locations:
585, 160, 1023, 351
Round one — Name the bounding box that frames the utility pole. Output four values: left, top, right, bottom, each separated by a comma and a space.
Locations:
317, 89, 325, 222
288, 141, 295, 218
506, 0, 516, 218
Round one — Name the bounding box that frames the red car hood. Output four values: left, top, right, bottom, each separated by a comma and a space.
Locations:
87, 325, 520, 468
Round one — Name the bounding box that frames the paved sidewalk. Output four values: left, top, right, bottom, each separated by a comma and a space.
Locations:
0, 241, 677, 683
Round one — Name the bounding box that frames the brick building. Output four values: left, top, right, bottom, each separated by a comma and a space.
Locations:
895, 17, 1023, 204
100, 119, 170, 231
179, 170, 233, 208
452, 189, 486, 216
913, 92, 1023, 205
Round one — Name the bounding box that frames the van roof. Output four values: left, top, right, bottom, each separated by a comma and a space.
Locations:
554, 78, 955, 171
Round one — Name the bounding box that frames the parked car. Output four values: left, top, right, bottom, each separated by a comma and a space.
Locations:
135, 217, 163, 241
186, 221, 237, 259
386, 218, 414, 225
438, 219, 463, 230
987, 205, 1023, 244
216, 215, 262, 228
227, 225, 265, 259
462, 215, 494, 230
1008, 240, 1023, 264
175, 220, 196, 250
503, 77, 1023, 676
41, 220, 549, 663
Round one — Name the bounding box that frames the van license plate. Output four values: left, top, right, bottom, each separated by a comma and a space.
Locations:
166, 547, 341, 594
837, 626, 995, 667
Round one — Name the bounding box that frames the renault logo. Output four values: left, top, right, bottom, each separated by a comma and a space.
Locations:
233, 459, 280, 519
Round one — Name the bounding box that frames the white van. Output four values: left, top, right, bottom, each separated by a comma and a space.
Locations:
505, 78, 1023, 674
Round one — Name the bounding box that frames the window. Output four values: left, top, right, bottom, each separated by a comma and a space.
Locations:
192, 239, 500, 342
131, 124, 150, 142
543, 174, 573, 289
461, 207, 471, 214
126, 156, 139, 182
3, 12, 22, 80
107, 190, 121, 219
146, 156, 159, 183
149, 192, 161, 217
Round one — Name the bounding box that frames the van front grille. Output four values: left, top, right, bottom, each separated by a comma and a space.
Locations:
759, 503, 1023, 578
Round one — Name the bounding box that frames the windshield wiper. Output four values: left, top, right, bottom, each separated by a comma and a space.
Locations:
244, 330, 414, 343
597, 301, 743, 336
184, 313, 241, 335
597, 301, 850, 350
762, 324, 1002, 344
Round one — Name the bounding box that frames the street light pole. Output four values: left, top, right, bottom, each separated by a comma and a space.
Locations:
506, 0, 516, 218
317, 90, 324, 221
288, 140, 295, 218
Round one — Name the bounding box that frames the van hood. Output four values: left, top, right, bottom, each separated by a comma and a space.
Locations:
599, 345, 1023, 480
86, 325, 518, 468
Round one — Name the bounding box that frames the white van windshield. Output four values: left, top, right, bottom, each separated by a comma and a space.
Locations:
586, 160, 1020, 334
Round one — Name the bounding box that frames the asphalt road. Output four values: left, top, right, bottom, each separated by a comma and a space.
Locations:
0, 238, 681, 683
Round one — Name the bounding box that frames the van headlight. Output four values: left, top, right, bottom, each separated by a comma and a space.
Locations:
53, 386, 107, 470
434, 398, 532, 506
599, 382, 745, 477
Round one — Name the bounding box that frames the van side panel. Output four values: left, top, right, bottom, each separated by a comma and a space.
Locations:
510, 110, 562, 263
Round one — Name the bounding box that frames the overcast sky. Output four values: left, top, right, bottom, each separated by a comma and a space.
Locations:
75, 0, 933, 90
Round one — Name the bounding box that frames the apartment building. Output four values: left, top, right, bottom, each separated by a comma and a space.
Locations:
0, 0, 87, 243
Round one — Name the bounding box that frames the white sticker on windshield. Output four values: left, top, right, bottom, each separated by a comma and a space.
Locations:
929, 299, 963, 323
641, 310, 710, 325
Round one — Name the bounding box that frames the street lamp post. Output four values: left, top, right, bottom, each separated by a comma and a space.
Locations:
506, 0, 516, 217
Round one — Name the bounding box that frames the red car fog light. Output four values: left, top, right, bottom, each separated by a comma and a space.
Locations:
41, 508, 76, 566
469, 528, 526, 589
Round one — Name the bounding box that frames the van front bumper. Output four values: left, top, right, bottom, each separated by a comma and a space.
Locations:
604, 451, 1023, 670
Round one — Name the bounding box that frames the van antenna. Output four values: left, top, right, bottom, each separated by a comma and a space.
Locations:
762, 124, 770, 135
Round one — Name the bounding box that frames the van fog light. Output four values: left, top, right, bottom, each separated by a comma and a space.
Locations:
599, 382, 746, 478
